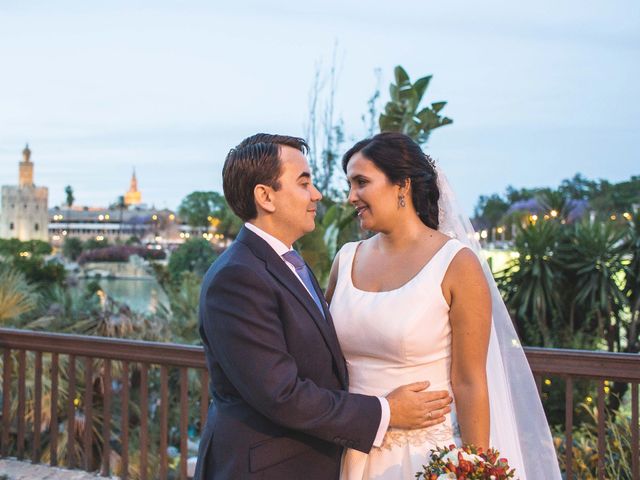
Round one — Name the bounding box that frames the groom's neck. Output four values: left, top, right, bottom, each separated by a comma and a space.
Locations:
248, 218, 296, 249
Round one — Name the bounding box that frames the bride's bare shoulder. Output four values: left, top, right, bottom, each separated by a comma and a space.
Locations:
420, 228, 451, 250
445, 246, 488, 293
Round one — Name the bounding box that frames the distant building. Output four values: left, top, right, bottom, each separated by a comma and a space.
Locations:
124, 169, 142, 206
48, 206, 193, 246
0, 144, 49, 241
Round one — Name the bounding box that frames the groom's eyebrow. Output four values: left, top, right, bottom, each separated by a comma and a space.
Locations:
297, 172, 311, 180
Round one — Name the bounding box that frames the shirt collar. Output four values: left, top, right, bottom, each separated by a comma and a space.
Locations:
244, 222, 292, 257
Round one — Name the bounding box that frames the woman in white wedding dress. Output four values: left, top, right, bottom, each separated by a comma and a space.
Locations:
326, 133, 561, 480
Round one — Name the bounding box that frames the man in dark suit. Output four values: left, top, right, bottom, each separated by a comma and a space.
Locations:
195, 134, 452, 479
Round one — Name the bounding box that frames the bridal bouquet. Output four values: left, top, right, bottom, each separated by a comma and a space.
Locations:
415, 444, 516, 479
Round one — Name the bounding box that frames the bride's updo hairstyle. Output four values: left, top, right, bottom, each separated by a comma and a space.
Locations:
342, 132, 440, 230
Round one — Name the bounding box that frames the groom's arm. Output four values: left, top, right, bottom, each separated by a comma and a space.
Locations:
202, 263, 381, 453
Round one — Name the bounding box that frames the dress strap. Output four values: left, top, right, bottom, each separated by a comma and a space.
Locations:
431, 238, 469, 285
335, 241, 360, 288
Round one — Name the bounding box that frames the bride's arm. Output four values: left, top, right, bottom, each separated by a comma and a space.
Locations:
445, 248, 492, 450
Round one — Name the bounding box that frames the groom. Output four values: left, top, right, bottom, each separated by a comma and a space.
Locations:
195, 133, 452, 479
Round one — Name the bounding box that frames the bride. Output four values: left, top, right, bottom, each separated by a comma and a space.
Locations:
325, 133, 561, 479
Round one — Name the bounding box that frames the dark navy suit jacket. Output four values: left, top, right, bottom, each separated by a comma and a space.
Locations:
194, 227, 381, 479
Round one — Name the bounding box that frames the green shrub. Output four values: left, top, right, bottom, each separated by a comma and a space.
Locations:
168, 238, 217, 281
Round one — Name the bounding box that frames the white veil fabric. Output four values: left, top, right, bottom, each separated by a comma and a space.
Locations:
435, 165, 562, 479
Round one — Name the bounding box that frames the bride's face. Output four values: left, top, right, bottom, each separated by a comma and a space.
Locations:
346, 152, 403, 232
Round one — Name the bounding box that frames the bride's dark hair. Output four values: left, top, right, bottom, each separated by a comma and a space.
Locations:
342, 132, 440, 230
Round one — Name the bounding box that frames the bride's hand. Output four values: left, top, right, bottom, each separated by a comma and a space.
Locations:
386, 381, 452, 429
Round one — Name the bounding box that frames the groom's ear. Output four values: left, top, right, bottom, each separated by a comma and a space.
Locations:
254, 184, 277, 214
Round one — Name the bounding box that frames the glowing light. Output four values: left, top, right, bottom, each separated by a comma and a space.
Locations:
480, 230, 488, 239
185, 233, 190, 239
586, 396, 593, 404
179, 232, 185, 238
98, 214, 104, 221
62, 230, 68, 236
496, 227, 504, 234
152, 214, 158, 221
105, 214, 110, 220
510, 252, 520, 259
169, 214, 175, 220
623, 212, 632, 220
96, 235, 104, 241
544, 379, 551, 386
550, 210, 558, 218
530, 214, 538, 222
610, 214, 617, 221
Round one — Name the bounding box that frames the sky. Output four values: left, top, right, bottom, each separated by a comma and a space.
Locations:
0, 0, 638, 214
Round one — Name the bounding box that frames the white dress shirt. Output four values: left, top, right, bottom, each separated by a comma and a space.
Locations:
244, 222, 390, 447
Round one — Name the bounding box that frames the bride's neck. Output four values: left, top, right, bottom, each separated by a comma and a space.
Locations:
376, 216, 428, 252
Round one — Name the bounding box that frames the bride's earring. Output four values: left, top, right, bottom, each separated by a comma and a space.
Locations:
398, 194, 406, 208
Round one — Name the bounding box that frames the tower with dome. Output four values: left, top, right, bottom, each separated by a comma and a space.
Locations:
0, 144, 49, 241
124, 168, 142, 207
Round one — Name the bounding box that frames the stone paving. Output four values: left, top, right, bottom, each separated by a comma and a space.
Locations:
0, 459, 118, 480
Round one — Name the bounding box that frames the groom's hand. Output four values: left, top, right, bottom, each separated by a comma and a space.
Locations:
386, 381, 452, 429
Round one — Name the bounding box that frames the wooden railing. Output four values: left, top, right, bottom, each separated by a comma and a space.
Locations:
1, 328, 639, 479
0, 328, 208, 479
527, 347, 640, 479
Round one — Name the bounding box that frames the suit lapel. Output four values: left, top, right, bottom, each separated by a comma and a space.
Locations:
306, 266, 348, 388
237, 228, 347, 388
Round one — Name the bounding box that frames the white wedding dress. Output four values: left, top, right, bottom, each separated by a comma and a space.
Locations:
331, 239, 465, 480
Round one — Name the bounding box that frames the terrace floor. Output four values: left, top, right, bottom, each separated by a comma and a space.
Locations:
0, 458, 118, 480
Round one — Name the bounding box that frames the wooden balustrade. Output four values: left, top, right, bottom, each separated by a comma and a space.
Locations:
1, 328, 206, 479
1, 328, 639, 479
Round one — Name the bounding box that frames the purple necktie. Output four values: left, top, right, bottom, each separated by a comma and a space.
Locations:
282, 250, 326, 319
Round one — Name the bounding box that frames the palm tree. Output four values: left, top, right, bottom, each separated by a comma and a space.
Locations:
496, 219, 564, 346
0, 263, 39, 323
559, 218, 630, 352
625, 211, 640, 353
116, 195, 126, 241
64, 186, 74, 236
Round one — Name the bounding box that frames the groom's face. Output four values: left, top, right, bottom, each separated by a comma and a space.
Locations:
270, 146, 322, 242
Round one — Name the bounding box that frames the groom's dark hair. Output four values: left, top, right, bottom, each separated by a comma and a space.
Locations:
223, 133, 309, 221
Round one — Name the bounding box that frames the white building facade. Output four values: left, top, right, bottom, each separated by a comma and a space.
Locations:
0, 145, 49, 241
